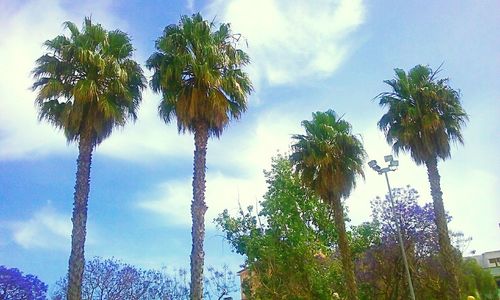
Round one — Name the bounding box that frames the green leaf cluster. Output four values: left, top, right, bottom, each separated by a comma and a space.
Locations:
216, 155, 379, 299
460, 259, 498, 300
32, 17, 146, 146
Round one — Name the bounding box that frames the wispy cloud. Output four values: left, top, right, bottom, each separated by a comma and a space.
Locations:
186, 0, 195, 12
206, 0, 366, 86
0, 0, 364, 161
3, 202, 100, 251
135, 108, 308, 227
95, 89, 193, 162
5, 203, 71, 250
137, 171, 267, 228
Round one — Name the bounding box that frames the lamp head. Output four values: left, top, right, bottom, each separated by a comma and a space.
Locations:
368, 160, 378, 168
384, 155, 393, 162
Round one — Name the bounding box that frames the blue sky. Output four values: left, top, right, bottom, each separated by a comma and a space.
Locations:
0, 0, 499, 297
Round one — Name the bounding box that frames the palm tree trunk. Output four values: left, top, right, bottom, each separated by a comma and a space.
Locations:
67, 130, 93, 300
190, 122, 209, 300
329, 192, 358, 300
425, 156, 460, 300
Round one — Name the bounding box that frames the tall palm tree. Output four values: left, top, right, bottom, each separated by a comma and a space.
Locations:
32, 18, 145, 300
290, 110, 366, 300
146, 13, 252, 299
376, 65, 468, 299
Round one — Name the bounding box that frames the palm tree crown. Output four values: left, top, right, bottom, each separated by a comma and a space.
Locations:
291, 110, 366, 202
146, 13, 253, 136
377, 65, 468, 165
32, 17, 146, 145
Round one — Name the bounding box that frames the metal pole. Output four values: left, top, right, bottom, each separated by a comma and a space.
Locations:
384, 172, 416, 300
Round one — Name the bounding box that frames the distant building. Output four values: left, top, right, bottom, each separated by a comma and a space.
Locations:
467, 250, 500, 288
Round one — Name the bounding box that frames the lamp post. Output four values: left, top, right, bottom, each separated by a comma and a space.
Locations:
368, 155, 416, 300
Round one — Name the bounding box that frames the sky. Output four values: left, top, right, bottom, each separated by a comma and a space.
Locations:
0, 0, 499, 298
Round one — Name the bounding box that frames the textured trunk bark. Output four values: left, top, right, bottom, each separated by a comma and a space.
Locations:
425, 156, 460, 300
329, 192, 358, 300
190, 122, 209, 300
67, 130, 93, 300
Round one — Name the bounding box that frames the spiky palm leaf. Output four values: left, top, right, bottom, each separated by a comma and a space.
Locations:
33, 17, 145, 146
291, 110, 366, 202
377, 65, 468, 165
147, 13, 252, 137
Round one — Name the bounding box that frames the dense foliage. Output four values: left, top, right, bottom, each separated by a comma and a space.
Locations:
460, 259, 498, 300
358, 187, 445, 299
0, 266, 48, 300
32, 17, 146, 146
216, 156, 377, 299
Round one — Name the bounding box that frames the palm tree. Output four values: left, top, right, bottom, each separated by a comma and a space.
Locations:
290, 110, 366, 300
376, 64, 468, 299
32, 18, 145, 300
146, 13, 252, 299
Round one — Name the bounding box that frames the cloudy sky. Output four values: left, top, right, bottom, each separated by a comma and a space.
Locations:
1, 0, 499, 296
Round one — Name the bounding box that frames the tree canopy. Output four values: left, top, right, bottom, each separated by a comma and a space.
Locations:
216, 155, 378, 299
0, 266, 47, 300
146, 13, 253, 137
32, 17, 146, 146
376, 64, 468, 165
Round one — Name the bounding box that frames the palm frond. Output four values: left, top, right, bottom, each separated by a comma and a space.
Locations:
291, 110, 366, 202
32, 17, 146, 145
146, 13, 252, 137
376, 65, 468, 164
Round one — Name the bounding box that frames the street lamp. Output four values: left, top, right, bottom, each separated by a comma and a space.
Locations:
368, 155, 416, 300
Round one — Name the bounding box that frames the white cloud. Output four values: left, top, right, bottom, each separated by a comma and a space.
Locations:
0, 0, 364, 161
441, 168, 500, 254
4, 202, 100, 251
186, 0, 195, 12
207, 109, 301, 174
96, 89, 193, 162
348, 127, 431, 224
206, 0, 365, 86
7, 203, 71, 250
136, 107, 303, 226
137, 172, 267, 228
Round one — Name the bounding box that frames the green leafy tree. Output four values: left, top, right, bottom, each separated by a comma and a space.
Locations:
376, 64, 468, 299
32, 18, 146, 299
216, 155, 347, 299
146, 13, 252, 299
461, 259, 498, 300
290, 110, 366, 300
